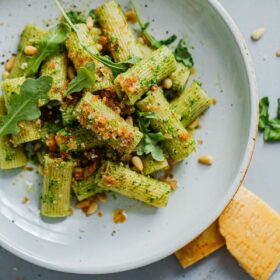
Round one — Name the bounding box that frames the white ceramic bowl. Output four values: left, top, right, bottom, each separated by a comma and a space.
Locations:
0, 0, 258, 274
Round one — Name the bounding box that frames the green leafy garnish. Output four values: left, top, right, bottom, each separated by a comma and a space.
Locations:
174, 39, 194, 68
25, 23, 71, 76
130, 0, 177, 49
135, 111, 165, 161
88, 9, 99, 24
0, 76, 53, 137
66, 11, 86, 24
259, 97, 280, 141
54, 0, 140, 76
64, 62, 96, 96
259, 96, 269, 130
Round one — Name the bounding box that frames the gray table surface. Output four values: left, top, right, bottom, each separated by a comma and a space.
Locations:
1, 0, 280, 279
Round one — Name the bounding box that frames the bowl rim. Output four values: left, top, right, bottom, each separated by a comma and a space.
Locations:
0, 0, 259, 274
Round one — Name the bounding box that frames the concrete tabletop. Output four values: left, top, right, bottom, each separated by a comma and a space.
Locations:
0, 0, 279, 279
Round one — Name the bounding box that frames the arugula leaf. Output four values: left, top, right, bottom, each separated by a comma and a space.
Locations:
159, 35, 177, 46
54, 0, 140, 76
137, 132, 165, 161
134, 111, 165, 161
66, 11, 86, 24
65, 62, 95, 96
268, 118, 280, 130
174, 39, 194, 68
259, 96, 269, 131
0, 76, 52, 137
264, 127, 280, 142
130, 0, 177, 49
25, 23, 71, 76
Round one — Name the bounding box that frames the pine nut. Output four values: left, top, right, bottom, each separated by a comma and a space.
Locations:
67, 66, 75, 80
2, 70, 10, 80
162, 78, 173, 89
96, 43, 103, 52
138, 37, 145, 45
24, 46, 38, 56
86, 201, 98, 216
276, 50, 280, 57
5, 55, 16, 71
167, 180, 177, 190
76, 200, 90, 209
132, 156, 143, 172
125, 10, 137, 23
126, 116, 133, 126
97, 193, 108, 203
251, 27, 265, 41
86, 16, 94, 30
189, 118, 201, 129
198, 155, 214, 165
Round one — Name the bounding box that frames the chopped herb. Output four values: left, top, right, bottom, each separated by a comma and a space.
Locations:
174, 39, 194, 68
259, 96, 280, 141
130, 0, 177, 49
65, 62, 96, 96
135, 111, 165, 161
259, 96, 269, 131
66, 11, 86, 24
5, 151, 16, 161
25, 23, 71, 76
0, 76, 52, 137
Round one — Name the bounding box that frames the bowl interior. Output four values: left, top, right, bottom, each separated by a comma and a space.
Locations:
0, 0, 256, 274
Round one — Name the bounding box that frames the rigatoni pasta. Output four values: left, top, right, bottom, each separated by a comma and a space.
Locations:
142, 155, 169, 175
72, 174, 102, 201
97, 161, 171, 208
41, 156, 74, 218
65, 23, 114, 92
41, 53, 68, 102
96, 0, 142, 62
169, 62, 191, 93
171, 81, 211, 127
137, 88, 196, 162
114, 46, 177, 105
56, 127, 103, 152
75, 92, 143, 154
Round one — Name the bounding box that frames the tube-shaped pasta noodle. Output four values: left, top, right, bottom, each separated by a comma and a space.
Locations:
75, 92, 143, 154
0, 96, 27, 169
72, 174, 102, 201
10, 24, 48, 78
96, 0, 142, 62
97, 161, 171, 208
60, 104, 77, 127
56, 127, 103, 152
142, 155, 169, 175
41, 156, 74, 218
1, 77, 41, 145
41, 53, 68, 102
170, 81, 211, 127
65, 24, 113, 92
169, 62, 191, 93
137, 87, 196, 162
114, 46, 177, 105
